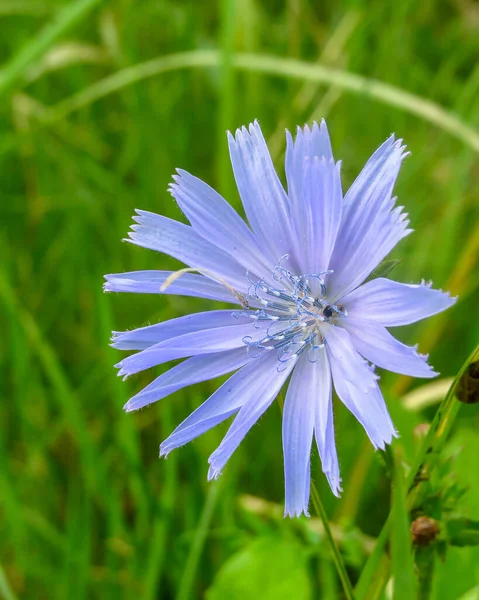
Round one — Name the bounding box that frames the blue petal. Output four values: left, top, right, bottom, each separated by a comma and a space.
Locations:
228, 121, 293, 263
124, 348, 250, 412
160, 351, 287, 457
282, 351, 339, 517
298, 156, 342, 274
326, 325, 397, 449
341, 318, 437, 378
115, 322, 262, 378
282, 356, 316, 517
112, 310, 251, 351
104, 270, 240, 303
207, 351, 295, 479
312, 351, 341, 497
170, 170, 271, 274
342, 278, 457, 326
127, 210, 249, 292
328, 137, 411, 300
285, 120, 333, 206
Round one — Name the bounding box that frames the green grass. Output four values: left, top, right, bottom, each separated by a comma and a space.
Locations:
1, 1, 479, 598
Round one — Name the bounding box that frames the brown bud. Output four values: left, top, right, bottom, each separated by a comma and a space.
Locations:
456, 361, 479, 404
411, 516, 440, 546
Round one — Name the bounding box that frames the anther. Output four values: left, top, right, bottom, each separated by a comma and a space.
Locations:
323, 305, 334, 319
235, 262, 345, 363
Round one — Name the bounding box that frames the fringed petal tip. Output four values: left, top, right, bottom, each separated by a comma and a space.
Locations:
327, 475, 343, 499
168, 169, 196, 194
284, 506, 310, 519
294, 118, 329, 136
412, 346, 439, 379
126, 209, 146, 230
386, 134, 410, 159
159, 445, 169, 459
283, 474, 343, 518
228, 121, 259, 143
160, 437, 180, 458
372, 427, 399, 451
134, 208, 149, 218
103, 274, 119, 293
110, 330, 123, 343
286, 120, 333, 162
114, 361, 130, 381
123, 398, 140, 412
207, 464, 222, 481
419, 280, 458, 306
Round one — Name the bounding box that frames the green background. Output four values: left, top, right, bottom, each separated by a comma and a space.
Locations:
1, 0, 478, 598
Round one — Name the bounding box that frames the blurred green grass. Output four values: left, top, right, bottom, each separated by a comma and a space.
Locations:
1, 0, 479, 598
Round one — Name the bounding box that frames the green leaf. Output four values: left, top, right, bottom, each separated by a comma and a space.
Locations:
365, 258, 402, 282
446, 517, 479, 547
391, 452, 417, 600
206, 536, 312, 600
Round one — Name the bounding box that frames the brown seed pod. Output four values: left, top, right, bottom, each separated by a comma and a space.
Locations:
456, 361, 479, 404
411, 516, 440, 547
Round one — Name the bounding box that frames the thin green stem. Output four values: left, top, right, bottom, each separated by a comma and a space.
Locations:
176, 480, 222, 600
416, 547, 435, 600
310, 483, 355, 600
391, 449, 417, 600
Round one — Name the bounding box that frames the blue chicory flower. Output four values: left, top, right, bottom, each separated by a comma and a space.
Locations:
105, 121, 456, 517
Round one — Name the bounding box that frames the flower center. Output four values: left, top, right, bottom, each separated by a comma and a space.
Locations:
233, 255, 347, 369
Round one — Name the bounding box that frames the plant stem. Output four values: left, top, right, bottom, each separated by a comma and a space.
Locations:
310, 483, 356, 600
355, 344, 479, 599
416, 547, 435, 600
176, 480, 222, 600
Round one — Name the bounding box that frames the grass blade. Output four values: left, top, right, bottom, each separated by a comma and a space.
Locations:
0, 0, 105, 97
0, 272, 105, 498
0, 563, 18, 600
39, 50, 479, 152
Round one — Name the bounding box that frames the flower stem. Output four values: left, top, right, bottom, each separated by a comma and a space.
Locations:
310, 483, 356, 600
176, 480, 222, 600
416, 547, 435, 600
355, 343, 479, 599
